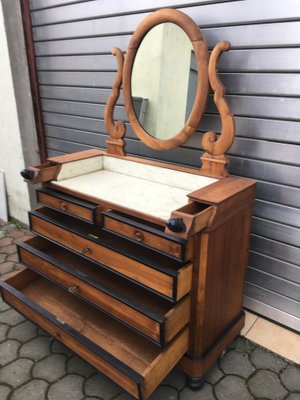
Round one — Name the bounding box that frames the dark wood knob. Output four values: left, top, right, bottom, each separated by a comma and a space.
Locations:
166, 217, 186, 233
20, 169, 34, 180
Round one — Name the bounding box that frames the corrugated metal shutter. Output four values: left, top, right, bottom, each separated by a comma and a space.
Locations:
29, 0, 300, 331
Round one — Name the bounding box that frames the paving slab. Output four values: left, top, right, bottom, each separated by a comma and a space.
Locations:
48, 374, 85, 400
250, 347, 287, 373
280, 365, 300, 392
10, 379, 48, 400
19, 336, 52, 361
32, 353, 68, 382
248, 369, 288, 399
215, 375, 254, 400
84, 373, 121, 399
0, 339, 20, 366
0, 358, 34, 388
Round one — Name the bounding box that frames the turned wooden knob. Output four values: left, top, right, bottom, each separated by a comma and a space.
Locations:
166, 218, 186, 233
68, 285, 79, 294
134, 230, 144, 242
20, 169, 34, 180
60, 201, 68, 211
80, 247, 91, 256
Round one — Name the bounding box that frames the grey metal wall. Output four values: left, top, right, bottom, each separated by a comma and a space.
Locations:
29, 0, 300, 331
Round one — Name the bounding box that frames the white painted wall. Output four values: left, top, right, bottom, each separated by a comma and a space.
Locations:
0, 2, 31, 224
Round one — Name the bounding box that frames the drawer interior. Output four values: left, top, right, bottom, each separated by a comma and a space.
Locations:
1, 269, 189, 398
19, 237, 173, 315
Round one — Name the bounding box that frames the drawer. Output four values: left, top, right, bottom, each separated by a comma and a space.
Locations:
102, 211, 192, 262
29, 208, 192, 302
0, 270, 189, 399
17, 236, 191, 346
37, 187, 101, 225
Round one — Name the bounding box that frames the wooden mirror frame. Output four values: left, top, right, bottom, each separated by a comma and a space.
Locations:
123, 8, 209, 151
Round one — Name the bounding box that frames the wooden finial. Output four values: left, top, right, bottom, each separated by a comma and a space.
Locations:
104, 47, 127, 156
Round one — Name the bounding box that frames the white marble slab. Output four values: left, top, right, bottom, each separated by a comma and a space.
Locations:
54, 156, 218, 220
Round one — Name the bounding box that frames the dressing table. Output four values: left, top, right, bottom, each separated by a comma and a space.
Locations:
0, 9, 255, 399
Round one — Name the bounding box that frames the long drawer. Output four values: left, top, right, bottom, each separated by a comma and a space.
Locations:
37, 187, 101, 225
102, 210, 192, 262
29, 208, 192, 302
0, 270, 189, 399
17, 236, 190, 346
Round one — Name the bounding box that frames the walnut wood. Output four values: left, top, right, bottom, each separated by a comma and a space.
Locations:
47, 149, 104, 164
29, 208, 192, 301
1, 272, 189, 399
104, 47, 126, 155
177, 187, 254, 379
18, 239, 190, 345
165, 203, 213, 239
22, 164, 60, 184
37, 190, 101, 225
103, 212, 192, 261
179, 313, 245, 377
1, 288, 140, 398
200, 41, 236, 176
123, 8, 209, 151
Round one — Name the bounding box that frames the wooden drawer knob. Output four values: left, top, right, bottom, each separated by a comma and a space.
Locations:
60, 201, 68, 211
80, 247, 91, 256
68, 285, 79, 294
134, 230, 144, 242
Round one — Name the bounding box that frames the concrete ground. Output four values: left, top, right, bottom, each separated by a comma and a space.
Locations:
0, 221, 299, 400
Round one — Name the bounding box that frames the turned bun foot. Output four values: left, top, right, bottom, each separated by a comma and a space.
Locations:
186, 375, 205, 390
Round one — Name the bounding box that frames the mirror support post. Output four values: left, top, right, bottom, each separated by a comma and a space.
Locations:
200, 41, 235, 177
105, 48, 127, 156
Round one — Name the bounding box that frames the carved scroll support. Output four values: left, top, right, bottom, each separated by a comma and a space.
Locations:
201, 40, 235, 177
104, 47, 127, 156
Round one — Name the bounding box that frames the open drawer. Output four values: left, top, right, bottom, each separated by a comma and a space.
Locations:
102, 210, 192, 262
37, 187, 101, 225
17, 236, 191, 346
0, 270, 189, 399
29, 208, 192, 302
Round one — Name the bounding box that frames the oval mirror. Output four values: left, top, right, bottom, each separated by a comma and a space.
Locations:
123, 9, 209, 151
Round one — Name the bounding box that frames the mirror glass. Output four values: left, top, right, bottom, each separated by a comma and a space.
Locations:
131, 23, 197, 140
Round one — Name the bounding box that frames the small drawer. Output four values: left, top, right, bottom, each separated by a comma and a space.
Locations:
29, 208, 192, 302
17, 236, 191, 346
0, 269, 189, 399
102, 211, 192, 262
37, 187, 101, 225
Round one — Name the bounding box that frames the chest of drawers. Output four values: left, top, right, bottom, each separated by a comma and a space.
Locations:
0, 150, 255, 399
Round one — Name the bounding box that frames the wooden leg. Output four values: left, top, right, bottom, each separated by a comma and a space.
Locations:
186, 375, 205, 390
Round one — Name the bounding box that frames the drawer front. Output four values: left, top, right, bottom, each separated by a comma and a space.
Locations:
103, 211, 192, 262
0, 270, 189, 399
37, 188, 101, 225
29, 209, 192, 302
17, 237, 191, 345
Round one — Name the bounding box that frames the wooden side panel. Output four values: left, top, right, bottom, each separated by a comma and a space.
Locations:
190, 205, 253, 356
